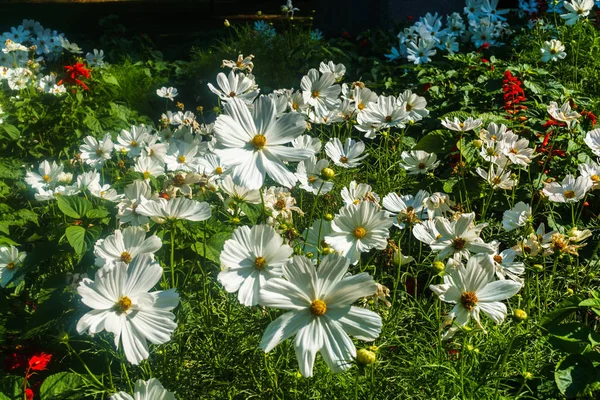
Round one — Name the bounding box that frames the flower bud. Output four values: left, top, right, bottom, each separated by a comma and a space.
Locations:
356, 349, 376, 365
324, 213, 334, 221
513, 309, 527, 322
305, 252, 314, 259
532, 264, 544, 272
567, 288, 574, 295
432, 261, 445, 273
224, 19, 231, 27
471, 139, 483, 148
257, 10, 262, 16
321, 167, 335, 180
322, 247, 336, 255
523, 372, 533, 380
232, 217, 240, 224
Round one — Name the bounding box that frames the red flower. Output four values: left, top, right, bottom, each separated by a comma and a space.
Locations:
28, 353, 52, 372
542, 119, 565, 128
581, 110, 597, 126
480, 42, 490, 50
25, 388, 33, 400
423, 82, 431, 92
481, 58, 489, 63
502, 70, 526, 112
59, 62, 91, 91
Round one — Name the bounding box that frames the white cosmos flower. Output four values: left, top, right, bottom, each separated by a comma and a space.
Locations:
412, 219, 442, 245
325, 201, 393, 265
475, 164, 516, 190
25, 160, 64, 190
94, 226, 162, 267
430, 213, 495, 260
383, 190, 428, 229
218, 224, 293, 306
584, 128, 600, 156
76, 170, 101, 191
399, 150, 439, 175
542, 174, 591, 203
136, 197, 211, 224
214, 97, 312, 190
292, 135, 322, 154
579, 162, 600, 190
263, 186, 303, 223
90, 184, 124, 202
134, 155, 165, 180
441, 116, 483, 132
110, 378, 175, 400
502, 202, 531, 231
220, 175, 261, 205
0, 245, 26, 288
429, 253, 522, 339
86, 49, 105, 68
163, 172, 203, 198
116, 180, 156, 226
164, 143, 200, 172
196, 153, 230, 182
356, 95, 409, 139
300, 69, 341, 111
258, 254, 382, 377
500, 136, 535, 166
325, 138, 367, 168
406, 39, 437, 65
397, 90, 429, 122
547, 101, 580, 128
296, 156, 334, 195
340, 181, 380, 207
561, 0, 594, 25
541, 39, 567, 62
319, 61, 346, 82
207, 70, 259, 104
489, 242, 525, 284
79, 134, 114, 169
221, 54, 254, 73
156, 87, 178, 101
352, 86, 378, 113
423, 192, 455, 219
76, 255, 179, 365
115, 125, 152, 158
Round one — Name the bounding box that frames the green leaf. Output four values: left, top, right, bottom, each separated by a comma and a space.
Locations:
238, 203, 261, 225
555, 354, 598, 397
65, 225, 86, 254
541, 295, 586, 328
86, 208, 110, 220
192, 232, 231, 264
443, 177, 459, 194
0, 124, 20, 140
40, 372, 85, 400
0, 375, 23, 398
413, 130, 455, 154
548, 323, 593, 354
102, 73, 120, 87
57, 196, 92, 219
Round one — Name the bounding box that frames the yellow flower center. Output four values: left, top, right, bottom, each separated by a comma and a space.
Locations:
312, 90, 320, 98
452, 237, 466, 250
42, 174, 51, 182
510, 148, 518, 154
384, 116, 392, 122
406, 103, 413, 111
563, 190, 576, 199
353, 226, 367, 239
340, 156, 348, 163
143, 171, 151, 179
254, 256, 267, 270
493, 255, 503, 264
178, 155, 186, 163
252, 134, 267, 149
417, 162, 426, 169
460, 291, 478, 311
229, 91, 236, 97
95, 149, 104, 156
6, 262, 15, 270
274, 199, 286, 210
591, 174, 599, 182
215, 166, 223, 174
292, 103, 299, 110
308, 175, 318, 183
116, 296, 132, 313
357, 103, 365, 110
130, 141, 137, 147
492, 176, 502, 185
120, 252, 132, 263
310, 299, 327, 316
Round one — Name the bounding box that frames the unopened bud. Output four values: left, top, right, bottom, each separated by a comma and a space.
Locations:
321, 167, 335, 180
324, 213, 334, 221
322, 247, 336, 255
532, 264, 544, 272
432, 261, 445, 273
224, 19, 231, 27
472, 139, 483, 148
356, 349, 376, 365
513, 309, 527, 322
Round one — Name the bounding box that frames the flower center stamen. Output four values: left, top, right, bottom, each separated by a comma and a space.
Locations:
310, 299, 327, 316
254, 256, 267, 270
120, 252, 132, 263
42, 174, 51, 182
252, 134, 266, 149
178, 155, 186, 163
116, 296, 132, 313
6, 262, 15, 270
353, 226, 367, 239
452, 237, 466, 250
563, 190, 576, 199
460, 291, 478, 311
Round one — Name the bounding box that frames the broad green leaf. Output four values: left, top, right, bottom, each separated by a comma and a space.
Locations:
412, 130, 455, 154
238, 203, 261, 225
65, 225, 86, 254
86, 208, 110, 219
555, 354, 598, 397
57, 196, 92, 220
102, 73, 120, 87
0, 124, 19, 140
541, 295, 586, 328
0, 375, 23, 398
548, 323, 593, 354
192, 232, 231, 264
40, 372, 85, 400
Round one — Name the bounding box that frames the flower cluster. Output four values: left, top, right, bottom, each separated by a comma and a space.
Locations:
502, 70, 526, 115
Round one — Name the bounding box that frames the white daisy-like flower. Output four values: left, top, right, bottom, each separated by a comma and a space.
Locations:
383, 190, 428, 229
94, 226, 162, 267
59, 36, 82, 53
207, 70, 259, 104
0, 245, 26, 288
502, 202, 531, 231
214, 97, 312, 190
500, 136, 535, 166
584, 128, 600, 157
76, 255, 179, 365
86, 49, 105, 68
429, 253, 522, 339
79, 134, 114, 169
136, 197, 211, 224
475, 164, 516, 190
164, 143, 200, 172
300, 68, 341, 111
340, 181, 380, 207
162, 172, 203, 198
578, 162, 600, 190
430, 213, 495, 260
116, 180, 156, 226
25, 160, 64, 190
258, 253, 382, 377
90, 184, 123, 202
352, 86, 377, 113
356, 95, 409, 139
541, 39, 567, 62
296, 156, 334, 195
406, 39, 437, 65
397, 90, 429, 122
319, 61, 346, 82
423, 192, 455, 219
221, 54, 254, 73
218, 224, 293, 306
489, 242, 525, 284
399, 150, 439, 175
263, 186, 303, 223
156, 87, 178, 101
324, 138, 367, 168
441, 116, 483, 132
412, 219, 442, 245
325, 201, 393, 265
292, 135, 322, 154
115, 125, 152, 158
76, 170, 101, 191
547, 101, 580, 128
110, 378, 175, 400
134, 155, 165, 180
542, 174, 591, 202
219, 175, 261, 207
561, 0, 594, 25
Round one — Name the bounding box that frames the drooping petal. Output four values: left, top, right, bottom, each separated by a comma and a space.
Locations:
294, 317, 324, 377
260, 309, 311, 352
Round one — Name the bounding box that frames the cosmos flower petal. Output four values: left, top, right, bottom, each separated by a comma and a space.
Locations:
260, 310, 311, 353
